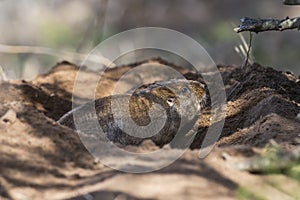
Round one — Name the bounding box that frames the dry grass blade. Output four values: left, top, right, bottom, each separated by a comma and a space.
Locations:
0, 65, 7, 81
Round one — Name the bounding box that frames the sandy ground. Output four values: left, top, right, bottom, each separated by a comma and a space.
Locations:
0, 59, 300, 200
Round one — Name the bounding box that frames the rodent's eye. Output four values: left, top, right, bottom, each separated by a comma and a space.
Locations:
180, 87, 189, 94
166, 98, 175, 107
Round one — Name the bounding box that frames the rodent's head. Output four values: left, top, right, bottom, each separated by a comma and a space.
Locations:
134, 79, 207, 120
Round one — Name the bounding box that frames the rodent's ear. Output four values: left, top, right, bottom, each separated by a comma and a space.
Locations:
151, 87, 173, 97
190, 81, 204, 90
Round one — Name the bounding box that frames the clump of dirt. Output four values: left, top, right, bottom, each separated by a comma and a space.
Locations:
0, 59, 300, 200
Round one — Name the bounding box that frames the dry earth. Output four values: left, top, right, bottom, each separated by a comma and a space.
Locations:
0, 59, 300, 200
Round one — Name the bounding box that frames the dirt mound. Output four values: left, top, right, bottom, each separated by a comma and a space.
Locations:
0, 60, 300, 199
187, 63, 299, 148
217, 64, 300, 147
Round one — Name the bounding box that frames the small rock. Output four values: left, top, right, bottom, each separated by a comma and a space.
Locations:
83, 193, 93, 200
70, 173, 81, 179
0, 109, 16, 124
221, 152, 230, 161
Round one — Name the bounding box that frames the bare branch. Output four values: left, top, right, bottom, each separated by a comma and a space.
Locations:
234, 17, 300, 33
0, 44, 115, 68
283, 0, 300, 5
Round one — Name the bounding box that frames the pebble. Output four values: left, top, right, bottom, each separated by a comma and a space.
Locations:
0, 109, 16, 124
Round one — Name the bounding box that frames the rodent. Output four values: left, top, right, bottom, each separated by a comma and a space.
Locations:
58, 79, 207, 147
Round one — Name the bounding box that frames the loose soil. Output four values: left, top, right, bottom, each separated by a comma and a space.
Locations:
0, 59, 300, 200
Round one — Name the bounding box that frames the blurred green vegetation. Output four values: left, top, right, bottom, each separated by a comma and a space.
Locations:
39, 18, 79, 48
235, 144, 300, 199
210, 22, 236, 42
236, 187, 266, 200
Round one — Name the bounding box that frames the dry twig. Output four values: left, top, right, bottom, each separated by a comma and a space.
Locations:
283, 0, 300, 5
234, 17, 300, 33
244, 32, 253, 67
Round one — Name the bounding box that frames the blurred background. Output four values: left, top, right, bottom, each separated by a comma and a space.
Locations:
0, 0, 299, 80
